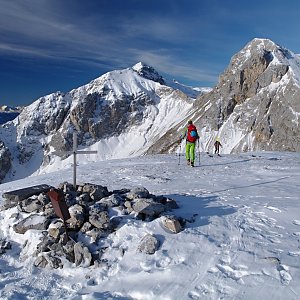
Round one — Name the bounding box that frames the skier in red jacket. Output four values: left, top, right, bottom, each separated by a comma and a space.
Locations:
180, 120, 199, 167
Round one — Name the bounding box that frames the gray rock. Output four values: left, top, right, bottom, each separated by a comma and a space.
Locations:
36, 235, 56, 254
66, 204, 85, 230
34, 253, 63, 269
34, 255, 48, 268
43, 202, 57, 218
132, 198, 165, 217
48, 221, 65, 240
1, 201, 18, 210
17, 195, 49, 213
74, 242, 92, 267
64, 193, 77, 207
82, 183, 110, 201
48, 242, 64, 255
89, 211, 110, 229
2, 184, 53, 202
13, 214, 50, 234
124, 200, 132, 209
155, 196, 179, 210
63, 240, 75, 263
77, 193, 92, 203
58, 181, 76, 194
99, 194, 122, 207
161, 215, 182, 233
86, 228, 106, 242
137, 234, 159, 254
126, 187, 150, 200
80, 221, 93, 233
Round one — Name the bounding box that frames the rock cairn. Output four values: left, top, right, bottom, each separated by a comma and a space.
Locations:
1, 182, 183, 269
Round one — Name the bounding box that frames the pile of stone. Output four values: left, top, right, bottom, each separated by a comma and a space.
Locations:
1, 182, 183, 269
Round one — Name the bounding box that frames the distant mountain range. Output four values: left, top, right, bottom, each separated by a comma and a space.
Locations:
0, 105, 22, 112
0, 38, 300, 183
0, 106, 22, 125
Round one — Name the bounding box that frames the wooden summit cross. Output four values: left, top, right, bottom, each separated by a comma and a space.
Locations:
72, 131, 97, 189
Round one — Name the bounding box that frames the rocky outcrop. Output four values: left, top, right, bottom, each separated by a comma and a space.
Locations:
0, 141, 11, 183
132, 62, 165, 85
0, 239, 11, 255
148, 38, 300, 154
0, 62, 199, 179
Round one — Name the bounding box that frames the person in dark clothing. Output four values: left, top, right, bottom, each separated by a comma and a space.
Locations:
214, 138, 222, 154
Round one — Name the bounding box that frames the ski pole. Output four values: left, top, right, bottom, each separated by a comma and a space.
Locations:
198, 140, 200, 166
178, 142, 181, 165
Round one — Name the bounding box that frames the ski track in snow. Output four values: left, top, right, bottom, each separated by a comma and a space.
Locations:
0, 152, 300, 299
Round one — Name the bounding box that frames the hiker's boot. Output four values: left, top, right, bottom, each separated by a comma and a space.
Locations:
187, 160, 190, 165
190, 161, 194, 167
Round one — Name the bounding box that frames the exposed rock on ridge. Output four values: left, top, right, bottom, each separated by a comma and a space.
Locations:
0, 63, 196, 182
149, 38, 300, 154
0, 141, 11, 182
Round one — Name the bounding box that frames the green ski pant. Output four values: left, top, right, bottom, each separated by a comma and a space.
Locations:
185, 142, 195, 162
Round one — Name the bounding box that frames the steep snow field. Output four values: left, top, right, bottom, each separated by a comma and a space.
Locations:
0, 151, 300, 299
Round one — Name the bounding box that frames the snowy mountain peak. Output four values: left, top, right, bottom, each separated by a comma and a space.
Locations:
232, 37, 300, 87
235, 38, 298, 67
132, 62, 165, 85
132, 62, 148, 72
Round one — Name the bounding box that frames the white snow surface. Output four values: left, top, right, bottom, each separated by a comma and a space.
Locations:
1, 151, 300, 299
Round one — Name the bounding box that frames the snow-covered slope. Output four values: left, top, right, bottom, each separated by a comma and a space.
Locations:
0, 63, 204, 182
0, 152, 300, 299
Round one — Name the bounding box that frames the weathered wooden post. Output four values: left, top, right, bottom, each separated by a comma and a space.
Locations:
47, 188, 71, 240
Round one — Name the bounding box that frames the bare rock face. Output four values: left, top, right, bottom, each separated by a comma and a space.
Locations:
132, 62, 165, 85
0, 239, 12, 255
0, 140, 11, 183
149, 38, 300, 154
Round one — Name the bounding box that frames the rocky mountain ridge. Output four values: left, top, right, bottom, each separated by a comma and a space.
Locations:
1, 38, 300, 184
0, 62, 204, 183
148, 38, 300, 154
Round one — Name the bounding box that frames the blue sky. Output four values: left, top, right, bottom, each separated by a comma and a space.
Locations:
1, 0, 300, 106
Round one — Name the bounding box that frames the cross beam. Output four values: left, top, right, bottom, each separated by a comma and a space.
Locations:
72, 132, 97, 189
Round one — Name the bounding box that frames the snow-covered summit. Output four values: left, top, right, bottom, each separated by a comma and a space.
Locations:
230, 38, 300, 86
132, 62, 165, 85
0, 62, 199, 182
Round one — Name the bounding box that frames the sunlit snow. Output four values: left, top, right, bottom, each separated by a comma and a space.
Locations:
1, 151, 300, 299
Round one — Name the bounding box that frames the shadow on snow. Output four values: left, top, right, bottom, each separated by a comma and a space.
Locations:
209, 176, 290, 194
166, 193, 236, 228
